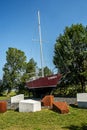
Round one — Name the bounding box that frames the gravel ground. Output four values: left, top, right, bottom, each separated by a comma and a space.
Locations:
54, 97, 77, 105
6, 97, 77, 110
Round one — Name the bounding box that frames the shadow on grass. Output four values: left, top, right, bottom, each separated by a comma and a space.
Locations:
70, 104, 78, 108
63, 123, 87, 130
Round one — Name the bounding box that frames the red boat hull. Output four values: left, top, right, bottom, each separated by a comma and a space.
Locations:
26, 74, 61, 89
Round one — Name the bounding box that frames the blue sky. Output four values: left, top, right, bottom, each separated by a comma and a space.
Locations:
0, 0, 87, 78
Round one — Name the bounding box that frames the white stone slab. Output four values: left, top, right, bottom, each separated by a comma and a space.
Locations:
11, 94, 24, 103
77, 93, 87, 108
19, 99, 41, 112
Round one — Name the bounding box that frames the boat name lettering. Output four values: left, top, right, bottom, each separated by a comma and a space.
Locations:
48, 76, 57, 80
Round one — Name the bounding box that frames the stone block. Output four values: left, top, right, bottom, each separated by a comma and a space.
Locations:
19, 99, 41, 112
41, 95, 54, 107
53, 102, 69, 114
11, 94, 24, 103
77, 93, 87, 108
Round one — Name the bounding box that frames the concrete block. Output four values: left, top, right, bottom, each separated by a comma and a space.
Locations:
19, 99, 41, 112
11, 94, 24, 103
77, 93, 87, 108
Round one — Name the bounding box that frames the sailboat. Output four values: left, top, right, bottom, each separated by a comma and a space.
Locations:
26, 11, 61, 97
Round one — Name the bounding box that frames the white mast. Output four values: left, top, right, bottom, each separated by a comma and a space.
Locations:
38, 11, 44, 77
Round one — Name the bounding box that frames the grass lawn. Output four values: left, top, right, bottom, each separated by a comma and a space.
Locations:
0, 105, 87, 130
0, 96, 10, 100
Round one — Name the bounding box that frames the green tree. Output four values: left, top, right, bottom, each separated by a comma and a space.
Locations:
44, 66, 52, 76
0, 80, 4, 95
17, 58, 37, 94
53, 24, 87, 92
3, 47, 27, 93
38, 66, 52, 77
26, 58, 37, 79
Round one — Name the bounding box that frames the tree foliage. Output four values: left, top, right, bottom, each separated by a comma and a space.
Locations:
0, 80, 4, 95
44, 66, 52, 76
26, 58, 37, 78
38, 66, 52, 77
18, 58, 37, 94
53, 24, 87, 92
3, 48, 27, 93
